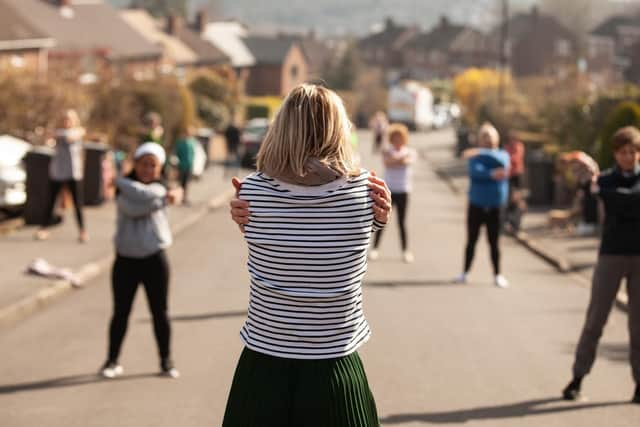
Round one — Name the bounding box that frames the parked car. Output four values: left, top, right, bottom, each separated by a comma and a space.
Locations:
240, 118, 270, 168
0, 135, 29, 213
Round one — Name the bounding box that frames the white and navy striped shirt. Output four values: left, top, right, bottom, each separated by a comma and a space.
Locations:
238, 170, 386, 359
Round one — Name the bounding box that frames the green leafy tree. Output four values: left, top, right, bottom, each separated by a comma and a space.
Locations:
596, 101, 640, 167
188, 70, 236, 130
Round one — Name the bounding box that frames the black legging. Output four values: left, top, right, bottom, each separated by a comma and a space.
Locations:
464, 204, 501, 275
108, 250, 171, 363
374, 192, 408, 251
43, 179, 85, 230
179, 170, 192, 202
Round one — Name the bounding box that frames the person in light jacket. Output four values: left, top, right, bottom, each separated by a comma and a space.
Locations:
100, 143, 183, 380
36, 109, 88, 243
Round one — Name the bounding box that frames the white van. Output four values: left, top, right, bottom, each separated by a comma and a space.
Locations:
388, 81, 434, 131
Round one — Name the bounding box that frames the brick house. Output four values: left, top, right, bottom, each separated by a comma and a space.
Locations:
358, 17, 418, 71
588, 16, 640, 83
494, 6, 578, 77
10, 0, 163, 80
0, 0, 54, 74
243, 36, 308, 97
402, 16, 497, 80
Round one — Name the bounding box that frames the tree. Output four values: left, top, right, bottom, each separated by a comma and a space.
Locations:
188, 69, 237, 131
325, 43, 362, 92
596, 101, 640, 167
129, 0, 187, 17
453, 68, 511, 127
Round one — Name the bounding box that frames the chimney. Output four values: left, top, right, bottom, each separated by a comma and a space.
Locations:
439, 15, 450, 29
195, 9, 208, 34
166, 15, 183, 35
531, 5, 539, 19
385, 17, 394, 31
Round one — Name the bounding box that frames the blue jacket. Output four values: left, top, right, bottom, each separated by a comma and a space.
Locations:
468, 149, 510, 208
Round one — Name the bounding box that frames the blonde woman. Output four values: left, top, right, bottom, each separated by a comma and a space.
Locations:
455, 123, 510, 288
369, 123, 416, 263
36, 109, 88, 243
222, 84, 391, 426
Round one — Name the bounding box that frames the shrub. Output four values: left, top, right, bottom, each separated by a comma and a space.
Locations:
89, 77, 196, 150
0, 73, 90, 141
188, 69, 237, 131
596, 101, 640, 167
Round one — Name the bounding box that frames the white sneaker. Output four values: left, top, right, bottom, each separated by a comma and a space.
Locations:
494, 275, 509, 289
402, 251, 415, 263
368, 249, 379, 261
454, 273, 468, 284
161, 367, 180, 379
100, 362, 123, 379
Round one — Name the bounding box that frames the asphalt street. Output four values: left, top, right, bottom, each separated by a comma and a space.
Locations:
1, 129, 637, 426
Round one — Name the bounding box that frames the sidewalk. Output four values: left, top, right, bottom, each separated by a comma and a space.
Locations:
0, 163, 238, 327
423, 133, 628, 311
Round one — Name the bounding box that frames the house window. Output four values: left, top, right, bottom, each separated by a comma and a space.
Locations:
290, 65, 299, 81
556, 39, 571, 57
10, 55, 25, 68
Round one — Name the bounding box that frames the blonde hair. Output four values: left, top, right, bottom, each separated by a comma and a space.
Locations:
59, 109, 81, 129
256, 84, 358, 178
387, 123, 409, 146
478, 122, 500, 148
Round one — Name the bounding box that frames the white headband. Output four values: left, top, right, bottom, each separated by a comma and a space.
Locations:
134, 142, 166, 165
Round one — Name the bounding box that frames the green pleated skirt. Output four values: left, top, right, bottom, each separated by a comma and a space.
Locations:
222, 347, 380, 427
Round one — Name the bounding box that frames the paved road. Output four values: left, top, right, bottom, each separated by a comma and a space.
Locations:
1, 130, 637, 426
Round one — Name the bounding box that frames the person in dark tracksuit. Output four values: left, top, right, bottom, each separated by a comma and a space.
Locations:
563, 126, 640, 404
454, 123, 511, 289
100, 143, 183, 380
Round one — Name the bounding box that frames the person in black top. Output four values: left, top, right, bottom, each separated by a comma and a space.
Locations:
224, 122, 241, 176
563, 126, 640, 404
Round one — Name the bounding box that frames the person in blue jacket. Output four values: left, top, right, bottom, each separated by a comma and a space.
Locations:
455, 123, 511, 288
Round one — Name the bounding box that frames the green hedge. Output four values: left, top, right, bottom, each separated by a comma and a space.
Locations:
596, 101, 640, 167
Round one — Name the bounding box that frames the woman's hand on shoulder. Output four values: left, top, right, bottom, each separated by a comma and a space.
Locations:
368, 172, 392, 224
230, 177, 250, 233
166, 187, 184, 205
462, 148, 481, 159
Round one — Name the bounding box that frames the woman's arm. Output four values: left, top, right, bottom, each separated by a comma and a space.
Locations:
228, 174, 393, 233
117, 194, 166, 218
116, 177, 167, 202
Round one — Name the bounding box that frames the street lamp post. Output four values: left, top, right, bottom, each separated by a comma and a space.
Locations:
498, 0, 509, 106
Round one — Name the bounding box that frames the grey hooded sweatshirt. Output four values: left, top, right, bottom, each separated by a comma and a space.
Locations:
114, 177, 172, 258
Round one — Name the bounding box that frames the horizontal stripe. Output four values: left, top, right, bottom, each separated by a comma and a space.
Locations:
236, 171, 382, 359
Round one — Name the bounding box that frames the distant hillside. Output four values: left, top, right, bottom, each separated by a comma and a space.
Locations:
108, 0, 637, 37
108, 0, 534, 35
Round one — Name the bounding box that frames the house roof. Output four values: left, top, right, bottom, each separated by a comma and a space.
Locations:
272, 34, 329, 70
497, 10, 576, 44
120, 9, 198, 65
0, 0, 54, 51
591, 16, 640, 38
9, 0, 162, 61
244, 36, 298, 65
359, 18, 414, 50
169, 22, 229, 65
406, 21, 466, 51
201, 21, 255, 68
